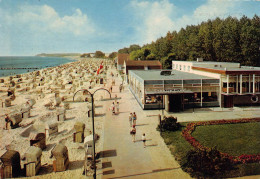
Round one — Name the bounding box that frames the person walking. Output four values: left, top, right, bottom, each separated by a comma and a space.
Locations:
119, 84, 122, 93
133, 112, 137, 125
129, 113, 133, 127
142, 133, 146, 148
116, 102, 120, 114
110, 102, 115, 115
130, 125, 136, 142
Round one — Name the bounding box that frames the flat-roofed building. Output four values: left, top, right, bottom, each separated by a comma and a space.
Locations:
128, 70, 220, 111
172, 59, 260, 108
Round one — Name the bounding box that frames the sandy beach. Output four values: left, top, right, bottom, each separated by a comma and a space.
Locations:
0, 57, 113, 178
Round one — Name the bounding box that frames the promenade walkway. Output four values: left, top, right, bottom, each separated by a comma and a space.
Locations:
98, 66, 260, 179
99, 67, 191, 179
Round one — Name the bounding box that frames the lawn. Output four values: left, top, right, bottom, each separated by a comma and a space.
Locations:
160, 122, 260, 178
192, 122, 260, 156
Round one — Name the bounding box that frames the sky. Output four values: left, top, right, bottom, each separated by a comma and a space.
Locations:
0, 0, 259, 56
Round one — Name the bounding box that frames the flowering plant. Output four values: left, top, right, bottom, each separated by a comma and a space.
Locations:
182, 118, 260, 164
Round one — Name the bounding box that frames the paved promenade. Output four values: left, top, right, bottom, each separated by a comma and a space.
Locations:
98, 67, 260, 179
98, 68, 191, 179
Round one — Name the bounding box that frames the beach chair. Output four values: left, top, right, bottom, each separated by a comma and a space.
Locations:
73, 122, 85, 143
51, 144, 69, 172
24, 146, 42, 177
29, 132, 46, 150
0, 150, 21, 178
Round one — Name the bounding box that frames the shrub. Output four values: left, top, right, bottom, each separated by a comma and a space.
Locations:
183, 147, 234, 177
157, 116, 181, 132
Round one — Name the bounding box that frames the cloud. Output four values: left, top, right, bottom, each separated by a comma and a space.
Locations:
131, 0, 176, 44
130, 0, 242, 44
3, 4, 95, 36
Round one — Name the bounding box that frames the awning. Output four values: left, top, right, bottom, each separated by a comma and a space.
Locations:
145, 89, 194, 95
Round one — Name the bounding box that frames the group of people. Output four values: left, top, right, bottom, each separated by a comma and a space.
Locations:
129, 112, 146, 148
110, 101, 119, 114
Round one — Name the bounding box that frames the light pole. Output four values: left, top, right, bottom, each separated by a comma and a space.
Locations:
73, 88, 111, 179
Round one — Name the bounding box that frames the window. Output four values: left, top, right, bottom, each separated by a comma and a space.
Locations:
187, 66, 190, 71
145, 95, 162, 104
183, 65, 186, 71
172, 64, 175, 69
176, 64, 178, 69
179, 65, 182, 70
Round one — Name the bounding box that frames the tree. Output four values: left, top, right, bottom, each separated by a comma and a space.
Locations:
129, 44, 141, 53
130, 49, 144, 60
80, 53, 91, 58
94, 51, 105, 58
146, 53, 156, 61
157, 116, 181, 132
108, 52, 117, 59
123, 15, 260, 67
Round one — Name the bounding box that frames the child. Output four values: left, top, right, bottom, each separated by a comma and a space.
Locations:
116, 102, 119, 114
130, 125, 136, 142
142, 133, 146, 148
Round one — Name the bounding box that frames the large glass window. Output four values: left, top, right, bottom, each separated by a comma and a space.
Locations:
145, 95, 162, 104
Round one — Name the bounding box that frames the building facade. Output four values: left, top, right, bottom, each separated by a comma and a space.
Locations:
128, 60, 260, 112
172, 59, 260, 108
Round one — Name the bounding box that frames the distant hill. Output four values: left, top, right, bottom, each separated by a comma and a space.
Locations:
36, 53, 81, 57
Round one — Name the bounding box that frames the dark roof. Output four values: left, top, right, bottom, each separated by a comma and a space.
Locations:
125, 60, 162, 67
117, 53, 130, 65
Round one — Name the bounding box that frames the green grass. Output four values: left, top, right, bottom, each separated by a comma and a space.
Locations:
192, 122, 260, 156
161, 123, 193, 165
160, 122, 260, 178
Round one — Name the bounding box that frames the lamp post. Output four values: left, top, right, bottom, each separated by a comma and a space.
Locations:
73, 88, 111, 179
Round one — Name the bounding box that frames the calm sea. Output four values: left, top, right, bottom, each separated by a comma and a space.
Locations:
0, 56, 74, 77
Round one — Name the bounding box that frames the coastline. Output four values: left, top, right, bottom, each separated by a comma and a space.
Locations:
0, 57, 112, 178
0, 56, 79, 78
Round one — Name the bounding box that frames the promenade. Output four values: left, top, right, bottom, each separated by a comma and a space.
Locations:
98, 66, 260, 179
98, 67, 191, 179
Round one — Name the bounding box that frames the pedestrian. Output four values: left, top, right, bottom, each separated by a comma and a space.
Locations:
119, 84, 122, 93
4, 114, 10, 130
130, 125, 136, 142
111, 102, 115, 115
116, 102, 120, 114
133, 112, 137, 125
142, 133, 146, 148
129, 113, 133, 127
115, 94, 118, 103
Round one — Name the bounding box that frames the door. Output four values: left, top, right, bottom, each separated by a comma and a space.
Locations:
224, 95, 233, 108
169, 94, 183, 112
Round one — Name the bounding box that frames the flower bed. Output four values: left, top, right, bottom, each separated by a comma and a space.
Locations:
182, 118, 260, 164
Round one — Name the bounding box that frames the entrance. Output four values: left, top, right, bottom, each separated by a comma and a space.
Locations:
224, 95, 233, 108
169, 94, 184, 112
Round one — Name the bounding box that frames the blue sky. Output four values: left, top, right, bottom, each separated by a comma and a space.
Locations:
0, 0, 259, 56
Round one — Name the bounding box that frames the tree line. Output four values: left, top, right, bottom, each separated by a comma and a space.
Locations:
118, 15, 260, 69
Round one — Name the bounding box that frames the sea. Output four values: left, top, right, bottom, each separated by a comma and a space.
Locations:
0, 56, 74, 77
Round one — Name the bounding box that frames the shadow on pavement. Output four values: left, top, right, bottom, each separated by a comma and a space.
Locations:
135, 124, 148, 126
109, 167, 181, 178
102, 161, 112, 169
145, 144, 158, 147
103, 169, 115, 175
98, 149, 117, 158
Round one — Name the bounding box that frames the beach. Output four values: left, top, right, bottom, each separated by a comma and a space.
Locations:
0, 57, 113, 178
